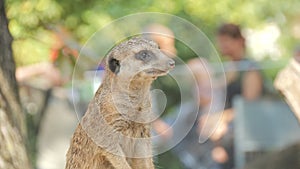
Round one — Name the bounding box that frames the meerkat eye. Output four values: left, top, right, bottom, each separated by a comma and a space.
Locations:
135, 50, 153, 62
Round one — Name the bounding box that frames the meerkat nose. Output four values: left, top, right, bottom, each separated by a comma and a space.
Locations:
168, 60, 175, 68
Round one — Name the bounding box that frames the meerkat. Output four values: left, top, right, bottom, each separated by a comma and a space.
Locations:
65, 37, 175, 169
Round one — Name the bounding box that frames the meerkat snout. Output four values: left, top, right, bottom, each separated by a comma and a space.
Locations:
168, 59, 175, 68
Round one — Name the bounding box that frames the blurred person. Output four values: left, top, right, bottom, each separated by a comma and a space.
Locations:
16, 28, 80, 169
217, 23, 263, 107
207, 23, 264, 169
143, 24, 177, 140
16, 27, 78, 87
16, 62, 63, 88
170, 58, 224, 169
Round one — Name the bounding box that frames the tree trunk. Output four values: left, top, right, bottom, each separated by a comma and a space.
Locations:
0, 0, 31, 168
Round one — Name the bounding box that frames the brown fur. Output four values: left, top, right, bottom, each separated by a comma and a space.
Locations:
65, 37, 174, 169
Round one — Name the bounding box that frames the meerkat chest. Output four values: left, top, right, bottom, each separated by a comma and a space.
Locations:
120, 123, 152, 158
120, 122, 150, 138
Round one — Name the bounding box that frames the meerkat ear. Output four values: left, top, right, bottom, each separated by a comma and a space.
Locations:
108, 58, 120, 74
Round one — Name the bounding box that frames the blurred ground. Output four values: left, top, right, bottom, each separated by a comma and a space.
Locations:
37, 88, 78, 169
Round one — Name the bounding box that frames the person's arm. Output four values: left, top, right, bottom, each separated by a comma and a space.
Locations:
153, 119, 173, 140
16, 62, 63, 86
242, 70, 263, 100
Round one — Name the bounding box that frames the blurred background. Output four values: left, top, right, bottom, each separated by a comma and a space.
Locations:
1, 0, 300, 169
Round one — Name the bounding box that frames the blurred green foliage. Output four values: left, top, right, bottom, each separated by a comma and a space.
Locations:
5, 0, 300, 67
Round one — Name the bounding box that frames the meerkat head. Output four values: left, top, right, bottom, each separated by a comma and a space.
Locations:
106, 37, 175, 81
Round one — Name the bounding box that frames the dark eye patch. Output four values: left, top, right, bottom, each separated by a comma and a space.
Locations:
135, 50, 155, 62
108, 58, 120, 74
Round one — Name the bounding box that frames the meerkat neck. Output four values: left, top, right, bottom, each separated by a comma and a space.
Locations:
112, 75, 152, 97
95, 74, 154, 123
101, 74, 153, 106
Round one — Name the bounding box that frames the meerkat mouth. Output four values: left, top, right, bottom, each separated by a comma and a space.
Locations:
146, 69, 168, 76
